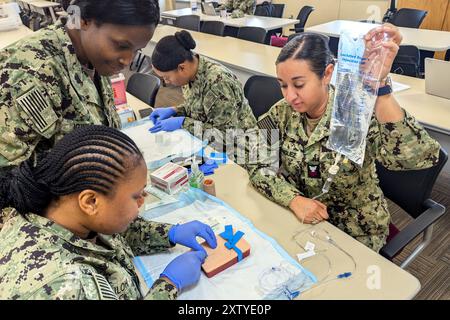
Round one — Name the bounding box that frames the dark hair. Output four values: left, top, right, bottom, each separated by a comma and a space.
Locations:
67, 0, 160, 27
0, 125, 144, 216
276, 33, 335, 78
151, 30, 196, 72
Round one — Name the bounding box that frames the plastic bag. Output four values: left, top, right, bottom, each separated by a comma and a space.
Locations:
327, 29, 389, 166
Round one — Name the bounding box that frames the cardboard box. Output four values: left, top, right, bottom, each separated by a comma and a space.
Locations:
150, 162, 188, 194
201, 233, 251, 278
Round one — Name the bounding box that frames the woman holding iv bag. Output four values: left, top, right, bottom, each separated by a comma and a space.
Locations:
247, 24, 440, 252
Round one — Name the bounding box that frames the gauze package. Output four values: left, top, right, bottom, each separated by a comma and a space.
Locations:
328, 29, 389, 166
134, 188, 317, 300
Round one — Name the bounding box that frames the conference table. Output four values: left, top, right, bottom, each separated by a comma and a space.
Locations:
125, 93, 421, 299
161, 8, 299, 32
306, 20, 450, 52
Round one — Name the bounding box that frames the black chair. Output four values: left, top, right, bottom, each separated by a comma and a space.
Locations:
201, 21, 225, 36
126, 73, 161, 107
254, 1, 275, 17
289, 5, 315, 33
378, 148, 448, 269
388, 8, 428, 28
237, 26, 267, 44
175, 15, 200, 32
445, 50, 450, 61
244, 75, 283, 119
267, 4, 285, 42
391, 45, 421, 78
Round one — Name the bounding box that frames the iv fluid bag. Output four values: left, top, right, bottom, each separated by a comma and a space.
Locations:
327, 30, 388, 166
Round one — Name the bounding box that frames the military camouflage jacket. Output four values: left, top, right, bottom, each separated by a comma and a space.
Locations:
0, 209, 178, 300
248, 88, 440, 251
176, 55, 257, 138
221, 0, 256, 18
0, 21, 121, 168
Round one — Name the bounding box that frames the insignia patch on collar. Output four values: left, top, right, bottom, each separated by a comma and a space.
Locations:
16, 87, 58, 133
307, 162, 321, 178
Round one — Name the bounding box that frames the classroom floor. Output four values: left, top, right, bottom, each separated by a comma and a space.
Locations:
148, 80, 450, 301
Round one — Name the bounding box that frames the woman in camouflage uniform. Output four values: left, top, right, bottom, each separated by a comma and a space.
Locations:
247, 25, 441, 252
0, 0, 159, 171
149, 30, 257, 139
0, 125, 217, 300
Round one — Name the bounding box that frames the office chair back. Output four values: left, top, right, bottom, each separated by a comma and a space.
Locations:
376, 149, 448, 219
175, 15, 200, 31
291, 6, 315, 33
389, 8, 427, 28
391, 45, 421, 78
271, 4, 285, 18
237, 26, 267, 44
445, 50, 450, 61
201, 21, 225, 36
126, 73, 161, 107
244, 75, 283, 118
254, 1, 275, 17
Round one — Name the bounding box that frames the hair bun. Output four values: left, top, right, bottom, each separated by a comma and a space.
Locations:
174, 30, 196, 51
6, 160, 52, 215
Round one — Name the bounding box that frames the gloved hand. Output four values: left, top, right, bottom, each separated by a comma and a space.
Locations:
168, 220, 217, 254
160, 250, 207, 290
149, 116, 185, 133
149, 107, 177, 124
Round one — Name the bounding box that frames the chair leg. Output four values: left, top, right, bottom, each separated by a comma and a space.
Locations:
400, 225, 433, 269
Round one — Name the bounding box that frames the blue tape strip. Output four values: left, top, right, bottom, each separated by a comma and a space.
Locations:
219, 225, 245, 262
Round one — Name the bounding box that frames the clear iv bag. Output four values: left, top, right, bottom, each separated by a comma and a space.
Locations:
327, 29, 389, 166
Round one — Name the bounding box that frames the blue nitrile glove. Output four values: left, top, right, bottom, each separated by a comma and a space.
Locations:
149, 107, 177, 124
160, 250, 207, 290
200, 162, 218, 175
149, 117, 185, 133
168, 220, 217, 254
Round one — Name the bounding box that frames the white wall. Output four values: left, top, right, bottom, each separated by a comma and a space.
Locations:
273, 0, 389, 31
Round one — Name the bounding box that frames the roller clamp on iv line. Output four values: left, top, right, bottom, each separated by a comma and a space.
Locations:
293, 227, 356, 289
310, 153, 348, 202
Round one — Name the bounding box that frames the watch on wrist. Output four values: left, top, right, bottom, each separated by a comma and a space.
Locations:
378, 76, 392, 96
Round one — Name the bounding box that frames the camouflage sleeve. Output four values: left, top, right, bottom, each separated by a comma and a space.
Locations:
0, 62, 61, 167
181, 80, 241, 135
175, 101, 188, 117
143, 278, 178, 300
219, 0, 233, 11
239, 0, 256, 14
26, 266, 115, 300
121, 216, 175, 256
367, 109, 440, 170
247, 102, 303, 207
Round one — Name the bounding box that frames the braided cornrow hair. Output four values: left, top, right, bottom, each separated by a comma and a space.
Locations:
0, 125, 144, 216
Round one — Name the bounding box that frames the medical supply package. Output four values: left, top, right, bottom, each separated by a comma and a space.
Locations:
327, 29, 389, 166
150, 162, 188, 194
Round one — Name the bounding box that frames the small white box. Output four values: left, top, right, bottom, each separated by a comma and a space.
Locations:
116, 104, 136, 126
150, 162, 188, 194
